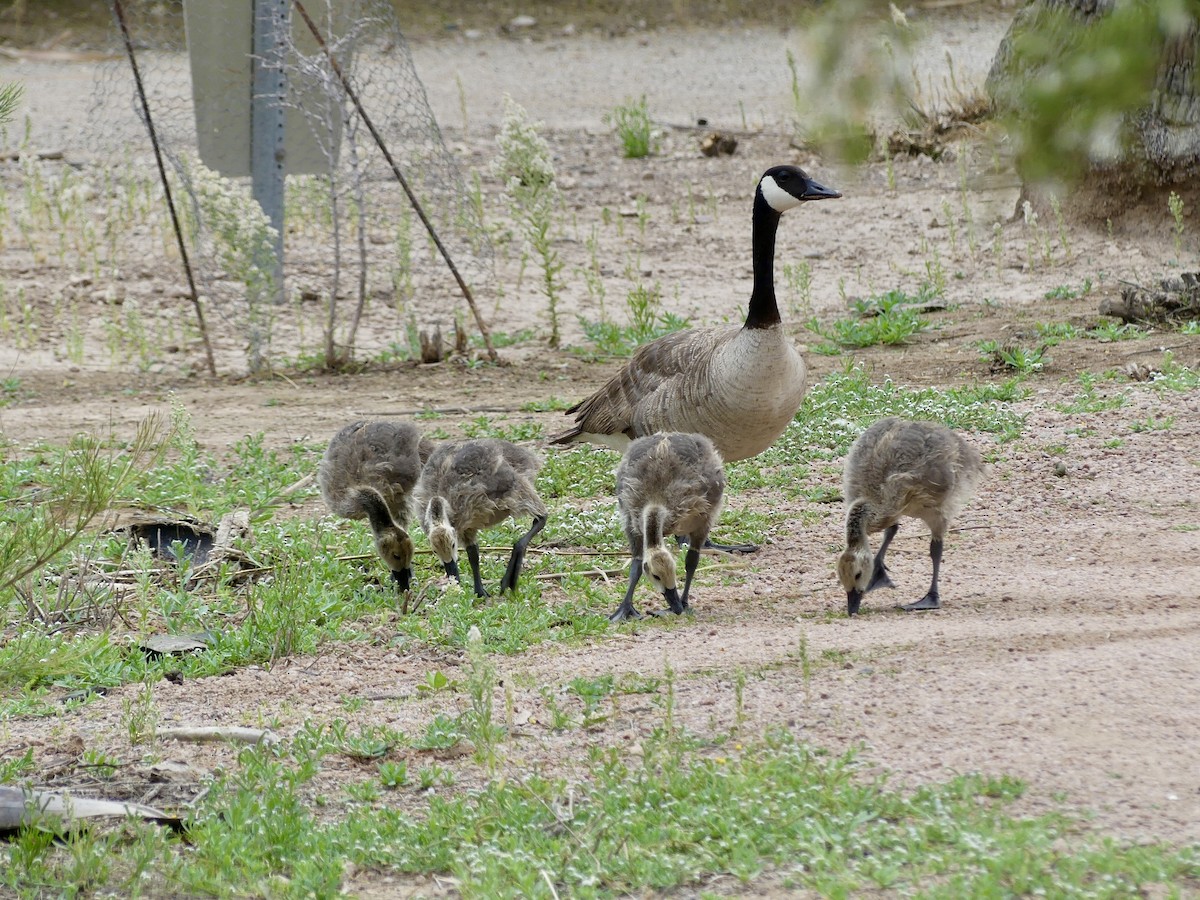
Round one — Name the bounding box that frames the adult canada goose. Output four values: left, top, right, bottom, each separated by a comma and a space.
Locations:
318, 420, 436, 591
837, 417, 982, 616
610, 432, 726, 622
549, 164, 841, 463
413, 438, 547, 597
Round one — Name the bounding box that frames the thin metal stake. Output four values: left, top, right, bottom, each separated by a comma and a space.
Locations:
290, 0, 499, 363
111, 0, 218, 376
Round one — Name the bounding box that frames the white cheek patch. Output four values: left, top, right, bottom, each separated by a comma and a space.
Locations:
759, 174, 804, 212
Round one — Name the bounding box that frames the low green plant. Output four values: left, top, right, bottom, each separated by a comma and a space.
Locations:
604, 95, 658, 158
580, 282, 689, 356
1034, 321, 1082, 345
1057, 373, 1127, 414
977, 339, 1046, 374
1088, 321, 1145, 341
1043, 278, 1092, 300
378, 760, 408, 788
806, 288, 932, 349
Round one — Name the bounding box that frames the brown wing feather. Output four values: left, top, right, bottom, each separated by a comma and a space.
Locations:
551, 327, 731, 443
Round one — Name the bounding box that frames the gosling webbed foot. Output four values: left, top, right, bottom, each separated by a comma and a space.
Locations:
865, 563, 894, 593
608, 603, 642, 623
899, 593, 940, 611
499, 548, 524, 593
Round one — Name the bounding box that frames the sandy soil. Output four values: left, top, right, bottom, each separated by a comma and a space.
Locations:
1, 4, 1199, 881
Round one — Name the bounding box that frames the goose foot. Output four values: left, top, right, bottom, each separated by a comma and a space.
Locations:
899, 593, 940, 611
608, 605, 643, 623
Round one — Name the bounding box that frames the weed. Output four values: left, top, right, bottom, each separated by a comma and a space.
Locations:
580, 281, 689, 355
378, 760, 408, 788
1043, 278, 1092, 300
1129, 415, 1174, 433
1088, 321, 1145, 342
806, 287, 931, 348
1034, 321, 1081, 345
1057, 377, 1126, 414
604, 95, 658, 158
464, 632, 504, 769
1169, 190, 1185, 259
493, 97, 565, 347
122, 680, 158, 746
782, 260, 814, 317
977, 339, 1046, 374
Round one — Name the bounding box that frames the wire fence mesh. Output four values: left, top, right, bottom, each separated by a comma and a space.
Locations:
84, 0, 493, 373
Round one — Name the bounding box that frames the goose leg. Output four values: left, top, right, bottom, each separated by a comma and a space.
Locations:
866, 524, 898, 593
500, 514, 547, 594
466, 542, 489, 598
901, 537, 942, 611
609, 558, 644, 622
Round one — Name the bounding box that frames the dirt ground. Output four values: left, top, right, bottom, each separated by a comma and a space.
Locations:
1, 2, 1199, 877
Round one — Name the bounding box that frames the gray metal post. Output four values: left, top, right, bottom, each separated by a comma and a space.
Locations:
251, 0, 287, 307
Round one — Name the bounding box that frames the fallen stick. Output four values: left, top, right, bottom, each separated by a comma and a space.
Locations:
158, 726, 280, 746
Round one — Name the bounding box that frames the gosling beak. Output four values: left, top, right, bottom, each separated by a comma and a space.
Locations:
392, 567, 412, 592
802, 177, 842, 201
847, 589, 863, 616
662, 586, 684, 615
443, 559, 460, 582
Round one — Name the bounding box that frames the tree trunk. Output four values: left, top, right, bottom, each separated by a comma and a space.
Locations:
987, 0, 1200, 219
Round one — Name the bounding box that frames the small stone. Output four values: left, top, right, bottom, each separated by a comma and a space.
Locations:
1053, 461, 1068, 477
508, 14, 536, 29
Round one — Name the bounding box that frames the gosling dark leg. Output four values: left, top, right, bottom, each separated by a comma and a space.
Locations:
609, 557, 644, 622
901, 536, 942, 611
678, 545, 701, 612
866, 524, 898, 593
466, 542, 489, 598
500, 514, 547, 593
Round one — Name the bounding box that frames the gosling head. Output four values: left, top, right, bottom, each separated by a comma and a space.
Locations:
375, 527, 415, 592
644, 545, 683, 615
836, 544, 874, 617
425, 498, 459, 580
758, 164, 842, 213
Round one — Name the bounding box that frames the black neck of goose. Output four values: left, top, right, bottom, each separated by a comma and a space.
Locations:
746, 191, 784, 329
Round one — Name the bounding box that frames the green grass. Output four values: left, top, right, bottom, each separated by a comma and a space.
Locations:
603, 95, 658, 158
728, 365, 1027, 494
5, 362, 1200, 896
5, 726, 1196, 897
805, 288, 932, 349
976, 339, 1047, 374
578, 282, 690, 357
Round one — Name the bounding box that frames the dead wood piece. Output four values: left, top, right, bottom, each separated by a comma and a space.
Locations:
420, 324, 444, 363
0, 785, 180, 836
1101, 272, 1200, 324
158, 726, 280, 746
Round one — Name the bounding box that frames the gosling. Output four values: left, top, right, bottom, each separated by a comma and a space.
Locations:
611, 432, 727, 622
838, 417, 982, 616
318, 420, 435, 591
413, 439, 547, 597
